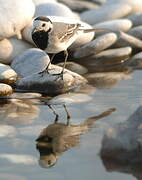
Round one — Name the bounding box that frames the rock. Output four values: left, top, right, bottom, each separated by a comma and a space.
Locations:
0, 63, 17, 84
127, 13, 142, 26
107, 0, 142, 13
0, 0, 35, 39
80, 3, 132, 25
57, 61, 88, 75
15, 65, 87, 95
74, 33, 118, 58
33, 0, 57, 5
92, 0, 106, 4
93, 19, 132, 36
0, 83, 13, 97
34, 2, 77, 19
113, 31, 142, 51
23, 17, 94, 49
11, 48, 50, 78
58, 0, 99, 13
128, 26, 142, 40
86, 71, 131, 89
92, 47, 132, 65
0, 37, 33, 65
0, 125, 17, 137
101, 106, 142, 164
128, 52, 142, 69
10, 92, 42, 99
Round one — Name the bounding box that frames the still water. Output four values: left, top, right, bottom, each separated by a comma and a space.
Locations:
0, 69, 142, 180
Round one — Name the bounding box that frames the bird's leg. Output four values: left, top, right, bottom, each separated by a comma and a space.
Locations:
39, 54, 56, 76
63, 104, 71, 125
61, 50, 68, 75
48, 105, 59, 123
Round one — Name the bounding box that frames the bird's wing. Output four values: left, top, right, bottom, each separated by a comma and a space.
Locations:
53, 22, 81, 43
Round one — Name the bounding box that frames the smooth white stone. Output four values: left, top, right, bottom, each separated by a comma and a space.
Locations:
15, 64, 87, 95
74, 33, 118, 58
0, 0, 35, 39
127, 13, 142, 26
93, 19, 132, 36
128, 26, 142, 40
35, 2, 77, 19
0, 125, 17, 137
107, 0, 142, 13
34, 0, 57, 5
0, 83, 13, 97
101, 106, 142, 163
113, 31, 142, 50
0, 38, 33, 65
0, 63, 17, 83
11, 48, 50, 78
80, 3, 132, 25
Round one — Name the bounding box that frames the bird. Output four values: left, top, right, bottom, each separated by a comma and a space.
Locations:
32, 16, 110, 77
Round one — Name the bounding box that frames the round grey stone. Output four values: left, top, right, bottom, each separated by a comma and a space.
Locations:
128, 26, 142, 40
127, 13, 142, 27
11, 48, 50, 78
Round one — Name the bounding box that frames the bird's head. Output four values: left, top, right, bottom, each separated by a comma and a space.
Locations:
32, 16, 53, 50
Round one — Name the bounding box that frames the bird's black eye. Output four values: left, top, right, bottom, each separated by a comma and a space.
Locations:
42, 23, 46, 27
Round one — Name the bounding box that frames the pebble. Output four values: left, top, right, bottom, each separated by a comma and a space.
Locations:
0, 83, 13, 97
0, 0, 35, 39
128, 52, 142, 69
57, 61, 88, 75
86, 71, 131, 89
0, 37, 33, 65
11, 48, 50, 78
93, 19, 132, 36
33, 0, 57, 5
0, 125, 17, 137
15, 64, 87, 95
34, 2, 77, 19
107, 0, 142, 14
113, 31, 142, 51
127, 13, 142, 27
101, 106, 142, 164
80, 2, 132, 25
58, 0, 99, 13
74, 33, 118, 58
0, 63, 17, 84
128, 26, 142, 40
92, 47, 132, 65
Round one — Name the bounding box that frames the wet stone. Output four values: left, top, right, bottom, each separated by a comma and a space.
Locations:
0, 0, 35, 39
11, 48, 50, 78
0, 63, 17, 84
0, 37, 33, 65
128, 52, 142, 69
128, 26, 142, 40
127, 13, 142, 27
0, 83, 13, 97
113, 31, 142, 51
74, 33, 118, 58
92, 47, 132, 65
15, 65, 87, 95
57, 61, 88, 75
80, 3, 132, 25
101, 106, 142, 164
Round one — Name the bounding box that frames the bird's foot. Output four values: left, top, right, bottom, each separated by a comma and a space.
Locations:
52, 71, 64, 80
38, 68, 50, 77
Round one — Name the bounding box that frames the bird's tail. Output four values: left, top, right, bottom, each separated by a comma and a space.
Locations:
82, 28, 112, 33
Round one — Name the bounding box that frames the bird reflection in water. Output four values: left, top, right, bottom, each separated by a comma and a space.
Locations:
36, 105, 115, 168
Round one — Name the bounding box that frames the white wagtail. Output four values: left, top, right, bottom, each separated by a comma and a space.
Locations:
32, 16, 110, 77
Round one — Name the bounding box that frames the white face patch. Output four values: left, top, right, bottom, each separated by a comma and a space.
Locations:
33, 20, 53, 32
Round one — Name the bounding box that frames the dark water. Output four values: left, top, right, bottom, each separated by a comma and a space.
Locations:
0, 68, 142, 180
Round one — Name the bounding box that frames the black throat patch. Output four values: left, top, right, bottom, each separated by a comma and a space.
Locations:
32, 30, 49, 50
